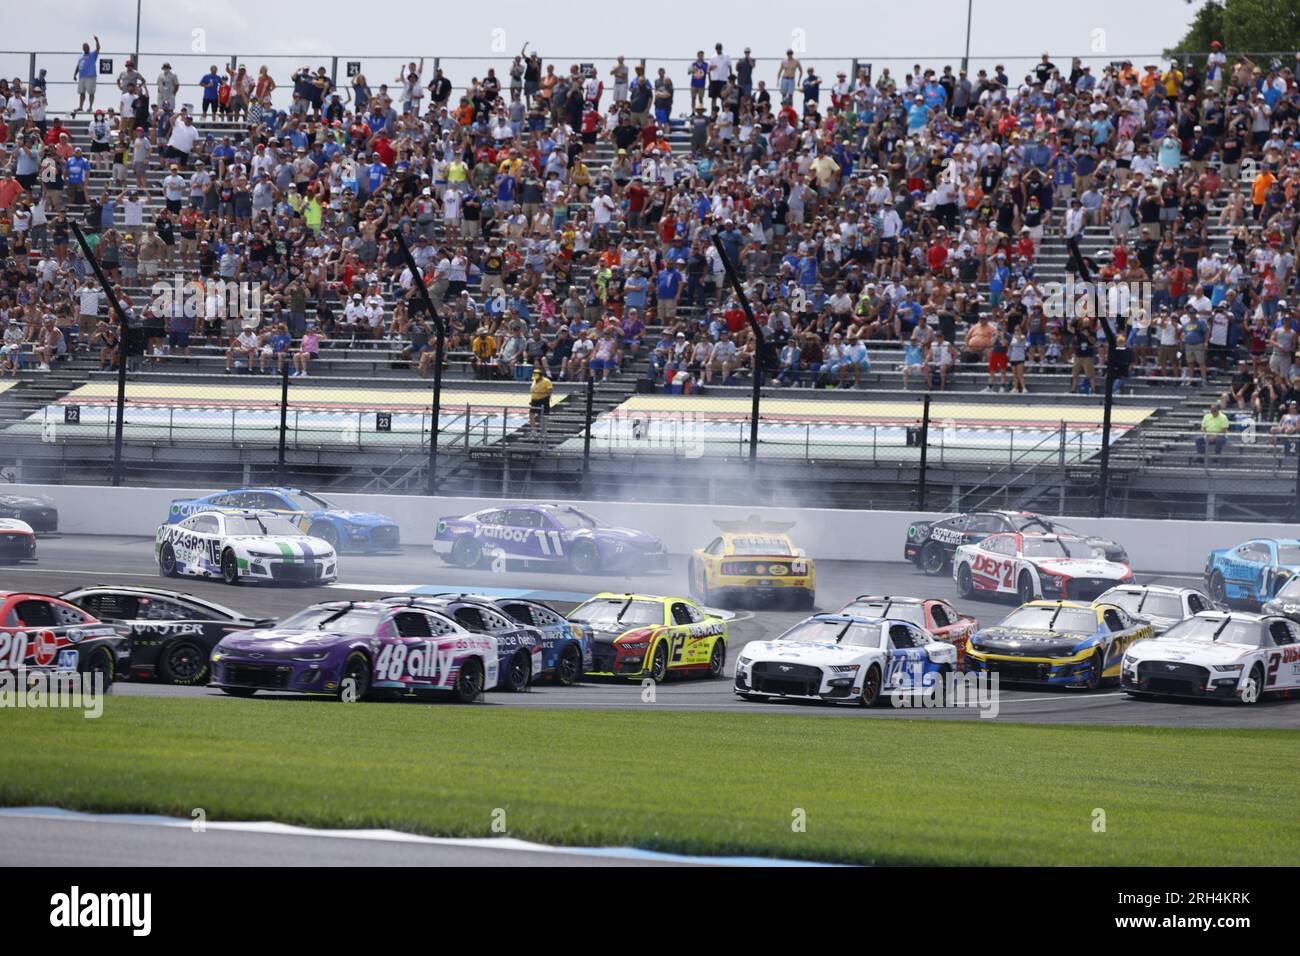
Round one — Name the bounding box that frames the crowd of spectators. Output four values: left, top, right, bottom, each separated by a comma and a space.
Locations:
0, 35, 1299, 440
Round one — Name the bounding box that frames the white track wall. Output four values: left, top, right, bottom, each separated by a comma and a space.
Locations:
11, 483, 1294, 576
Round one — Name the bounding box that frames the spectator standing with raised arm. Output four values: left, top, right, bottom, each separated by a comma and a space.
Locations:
73, 35, 100, 115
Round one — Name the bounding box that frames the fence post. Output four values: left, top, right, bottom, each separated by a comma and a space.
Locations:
582, 373, 594, 494
709, 235, 763, 472
1294, 440, 1300, 523
917, 394, 930, 511
70, 223, 129, 486
277, 363, 289, 481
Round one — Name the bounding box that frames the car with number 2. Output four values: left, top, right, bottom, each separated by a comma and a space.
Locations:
566, 593, 727, 682
905, 510, 1128, 574
734, 613, 958, 706
210, 601, 499, 702
1121, 610, 1300, 704
955, 532, 1134, 603
156, 509, 337, 586
1204, 538, 1300, 608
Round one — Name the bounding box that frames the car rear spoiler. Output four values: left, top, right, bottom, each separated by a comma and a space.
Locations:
712, 516, 796, 533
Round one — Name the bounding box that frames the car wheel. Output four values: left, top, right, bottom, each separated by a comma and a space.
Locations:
707, 640, 726, 679
310, 522, 339, 550
158, 640, 208, 685
738, 693, 765, 702
158, 543, 178, 578
920, 541, 947, 575
79, 646, 115, 690
554, 643, 583, 686
1239, 664, 1265, 705
859, 665, 882, 706
1085, 650, 1105, 690
503, 650, 531, 692
1017, 572, 1036, 605
453, 657, 484, 703
220, 549, 240, 585
450, 536, 483, 569
1208, 571, 1227, 604
956, 563, 975, 599
337, 652, 371, 702
221, 686, 257, 697
649, 641, 669, 683
569, 540, 601, 576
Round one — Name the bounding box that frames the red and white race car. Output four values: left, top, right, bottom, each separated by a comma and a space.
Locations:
839, 594, 979, 665
954, 533, 1134, 604
0, 518, 36, 563
0, 591, 125, 682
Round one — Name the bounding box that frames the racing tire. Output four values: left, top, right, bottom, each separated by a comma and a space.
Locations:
79, 646, 115, 691
569, 540, 601, 576
158, 542, 178, 578
220, 549, 241, 586
221, 686, 257, 697
956, 563, 975, 599
1085, 650, 1105, 690
859, 664, 882, 707
554, 643, 583, 686
706, 639, 726, 679
919, 541, 947, 575
450, 536, 483, 569
738, 693, 765, 702
1017, 572, 1036, 605
1239, 664, 1265, 705
310, 522, 339, 550
337, 652, 371, 702
1208, 571, 1227, 605
503, 650, 532, 692
158, 640, 209, 685
648, 641, 669, 683
453, 657, 484, 703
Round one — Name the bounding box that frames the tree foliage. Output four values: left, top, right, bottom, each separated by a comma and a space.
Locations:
1170, 0, 1300, 56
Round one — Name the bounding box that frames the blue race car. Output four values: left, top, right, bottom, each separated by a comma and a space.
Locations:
433, 504, 668, 574
167, 487, 399, 554
1205, 538, 1300, 607
463, 594, 591, 685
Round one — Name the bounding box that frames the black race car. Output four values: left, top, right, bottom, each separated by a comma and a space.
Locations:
58, 585, 274, 685
0, 493, 58, 533
904, 510, 1128, 575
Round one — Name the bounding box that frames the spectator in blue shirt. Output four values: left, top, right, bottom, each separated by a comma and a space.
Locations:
73, 35, 100, 114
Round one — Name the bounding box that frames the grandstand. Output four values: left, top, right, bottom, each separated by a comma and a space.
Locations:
2, 49, 1298, 520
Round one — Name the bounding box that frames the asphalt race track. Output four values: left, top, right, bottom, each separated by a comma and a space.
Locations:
6, 534, 1299, 730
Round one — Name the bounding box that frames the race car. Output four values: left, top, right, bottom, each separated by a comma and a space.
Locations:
434, 504, 668, 574
905, 510, 1128, 574
1204, 538, 1300, 607
839, 595, 978, 665
734, 612, 958, 706
1262, 575, 1300, 624
379, 594, 543, 692
963, 600, 1153, 688
1121, 610, 1300, 704
166, 487, 399, 553
210, 600, 498, 702
155, 509, 338, 586
566, 593, 727, 682
954, 532, 1134, 603
1095, 584, 1216, 636
0, 591, 125, 685
688, 518, 815, 609
59, 585, 274, 685
0, 492, 58, 532
0, 518, 36, 563
493, 596, 593, 685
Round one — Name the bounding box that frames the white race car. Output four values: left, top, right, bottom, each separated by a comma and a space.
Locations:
734, 612, 958, 706
1096, 584, 1216, 636
0, 518, 36, 563
1120, 610, 1300, 704
954, 532, 1133, 603
155, 509, 337, 585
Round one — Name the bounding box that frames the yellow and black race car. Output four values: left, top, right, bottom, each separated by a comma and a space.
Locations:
688, 519, 815, 609
566, 593, 728, 682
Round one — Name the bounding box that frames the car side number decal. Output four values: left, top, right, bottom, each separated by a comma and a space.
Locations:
0, 632, 29, 669
669, 634, 685, 663
972, 554, 1014, 590
533, 530, 565, 557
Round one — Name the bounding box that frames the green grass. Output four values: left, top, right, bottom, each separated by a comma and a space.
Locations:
1, 697, 1296, 865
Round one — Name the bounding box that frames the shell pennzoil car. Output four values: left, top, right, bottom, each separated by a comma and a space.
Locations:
688, 518, 815, 609
565, 593, 727, 683
963, 600, 1153, 689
